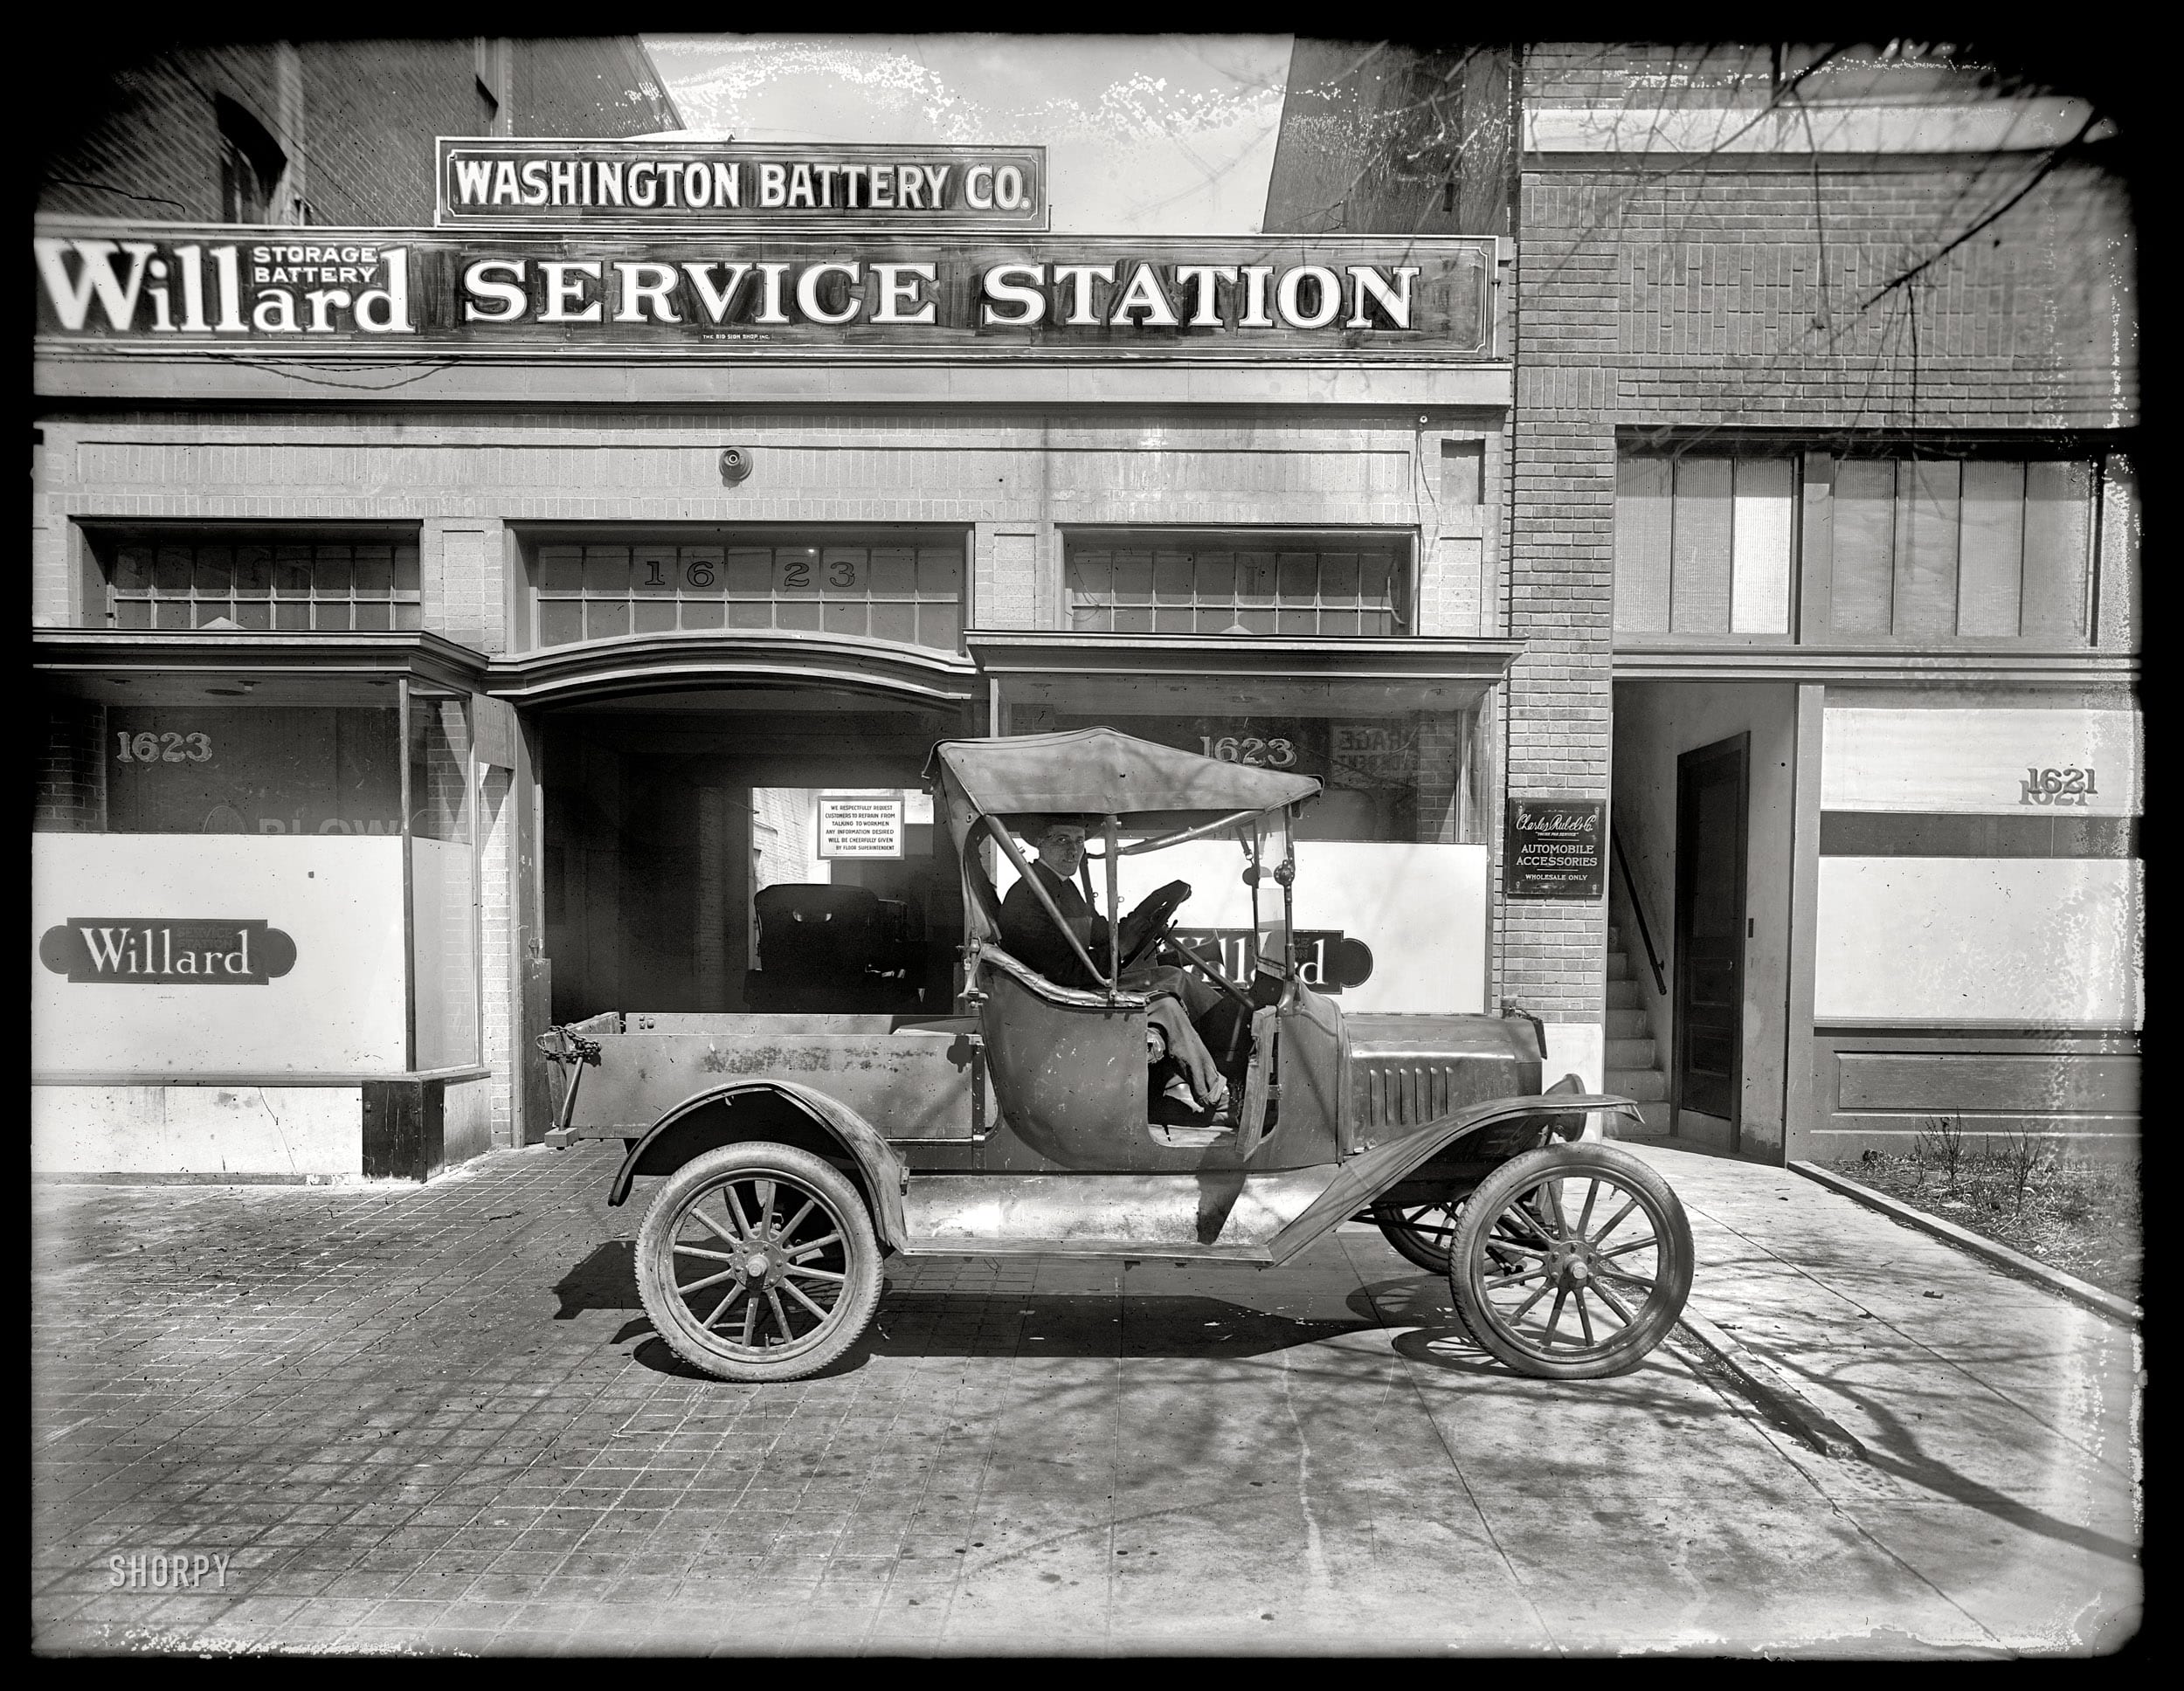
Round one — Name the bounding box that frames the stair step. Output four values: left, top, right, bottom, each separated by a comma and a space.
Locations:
1606, 1008, 1650, 1038
1605, 951, 1633, 981
1606, 977, 1646, 1009
1604, 1037, 1656, 1067
1605, 1067, 1669, 1101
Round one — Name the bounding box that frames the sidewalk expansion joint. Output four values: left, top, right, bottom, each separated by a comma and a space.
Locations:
1788, 1161, 2139, 1328
1670, 1311, 1868, 1462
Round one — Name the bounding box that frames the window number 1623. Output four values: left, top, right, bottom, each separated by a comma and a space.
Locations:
116, 732, 212, 763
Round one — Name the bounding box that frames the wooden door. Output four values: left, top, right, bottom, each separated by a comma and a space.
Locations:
1674, 735, 1748, 1144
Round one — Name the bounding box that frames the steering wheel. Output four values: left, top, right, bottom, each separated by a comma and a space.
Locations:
1116, 879, 1192, 970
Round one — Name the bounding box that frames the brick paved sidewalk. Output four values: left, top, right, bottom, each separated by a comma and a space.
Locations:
32, 1141, 2133, 1655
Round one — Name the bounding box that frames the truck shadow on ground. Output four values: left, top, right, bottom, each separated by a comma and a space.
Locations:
555, 1242, 1526, 1381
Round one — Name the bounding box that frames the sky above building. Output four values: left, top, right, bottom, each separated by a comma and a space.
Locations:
643, 34, 1292, 233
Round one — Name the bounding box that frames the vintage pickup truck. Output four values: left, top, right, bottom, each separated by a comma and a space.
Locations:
543, 727, 1691, 1383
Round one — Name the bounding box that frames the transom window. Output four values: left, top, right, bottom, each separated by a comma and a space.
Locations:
523, 529, 965, 652
1065, 531, 1413, 635
1614, 455, 1795, 637
1615, 446, 2116, 645
94, 531, 423, 631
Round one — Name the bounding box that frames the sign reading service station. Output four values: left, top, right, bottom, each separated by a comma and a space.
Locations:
32, 223, 1496, 358
437, 140, 1048, 231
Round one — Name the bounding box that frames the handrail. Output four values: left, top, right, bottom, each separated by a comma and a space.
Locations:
1609, 827, 1669, 997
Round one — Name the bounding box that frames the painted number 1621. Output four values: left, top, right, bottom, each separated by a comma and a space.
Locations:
2020, 766, 2097, 806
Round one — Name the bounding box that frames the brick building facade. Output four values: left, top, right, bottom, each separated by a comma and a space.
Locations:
31, 40, 2139, 1178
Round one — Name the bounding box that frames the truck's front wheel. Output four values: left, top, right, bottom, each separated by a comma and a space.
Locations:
1447, 1142, 1692, 1380
635, 1142, 884, 1383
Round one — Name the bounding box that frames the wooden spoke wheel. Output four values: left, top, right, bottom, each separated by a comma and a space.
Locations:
635, 1142, 883, 1383
1447, 1142, 1693, 1380
1371, 1196, 1465, 1274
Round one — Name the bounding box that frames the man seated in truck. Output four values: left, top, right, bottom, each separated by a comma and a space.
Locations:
998, 817, 1234, 1117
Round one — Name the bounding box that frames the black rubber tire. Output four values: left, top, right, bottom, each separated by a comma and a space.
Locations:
1447, 1142, 1693, 1380
635, 1142, 883, 1384
1371, 1196, 1463, 1274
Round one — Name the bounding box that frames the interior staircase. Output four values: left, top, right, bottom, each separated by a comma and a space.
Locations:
1605, 918, 1672, 1133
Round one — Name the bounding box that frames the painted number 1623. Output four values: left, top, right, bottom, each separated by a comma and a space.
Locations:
116, 732, 212, 763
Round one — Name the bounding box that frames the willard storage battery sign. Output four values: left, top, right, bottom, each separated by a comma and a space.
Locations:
31, 222, 1496, 358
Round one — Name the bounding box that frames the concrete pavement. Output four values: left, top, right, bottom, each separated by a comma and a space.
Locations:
32, 1136, 2139, 1655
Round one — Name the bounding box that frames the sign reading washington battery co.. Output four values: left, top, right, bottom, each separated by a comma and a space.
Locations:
438, 140, 1047, 231
32, 223, 1495, 357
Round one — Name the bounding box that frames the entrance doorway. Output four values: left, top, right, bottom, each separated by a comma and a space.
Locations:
1673, 734, 1748, 1148
538, 688, 971, 1024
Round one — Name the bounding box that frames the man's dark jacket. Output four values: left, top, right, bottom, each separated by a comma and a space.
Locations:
998, 862, 1109, 990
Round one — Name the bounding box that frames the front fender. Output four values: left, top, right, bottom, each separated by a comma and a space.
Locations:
607, 1079, 909, 1249
1262, 1091, 1641, 1265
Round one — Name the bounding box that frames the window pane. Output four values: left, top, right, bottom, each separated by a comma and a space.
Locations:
916, 548, 962, 596
632, 599, 676, 634
1153, 549, 1194, 604
1730, 459, 1794, 633
822, 600, 867, 637
233, 546, 273, 597
1155, 604, 1197, 632
724, 548, 771, 596
154, 545, 192, 594
353, 545, 392, 597
680, 598, 724, 631
114, 546, 152, 592
538, 600, 584, 647
1830, 460, 1896, 633
1669, 458, 1732, 632
776, 547, 820, 595
1196, 551, 1237, 602
393, 545, 421, 595
536, 546, 584, 593
917, 602, 959, 648
631, 547, 676, 596
1958, 460, 2026, 636
1276, 551, 1318, 602
1234, 551, 1275, 607
2022, 461, 2093, 640
1110, 550, 1152, 604
582, 547, 629, 596
351, 601, 391, 631
1319, 550, 1360, 602
1893, 459, 1959, 636
870, 601, 916, 644
193, 545, 233, 597
233, 600, 272, 631
1615, 458, 1672, 633
867, 547, 916, 595
584, 599, 630, 640
313, 545, 353, 597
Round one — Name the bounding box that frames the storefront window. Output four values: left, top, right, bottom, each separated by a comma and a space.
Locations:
32, 677, 481, 1076
1064, 531, 1413, 635
522, 528, 965, 652
91, 529, 423, 632
408, 691, 478, 1069
1007, 688, 1490, 1013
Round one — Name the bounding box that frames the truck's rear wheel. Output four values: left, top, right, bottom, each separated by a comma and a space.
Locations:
1448, 1142, 1691, 1380
635, 1142, 883, 1383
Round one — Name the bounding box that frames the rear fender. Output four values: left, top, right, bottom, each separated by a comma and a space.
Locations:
607, 1080, 909, 1249
1263, 1091, 1641, 1265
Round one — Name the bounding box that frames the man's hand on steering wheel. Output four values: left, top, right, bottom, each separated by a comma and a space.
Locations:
1116, 879, 1192, 969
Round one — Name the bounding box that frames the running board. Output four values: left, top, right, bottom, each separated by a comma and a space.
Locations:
899, 1168, 1336, 1258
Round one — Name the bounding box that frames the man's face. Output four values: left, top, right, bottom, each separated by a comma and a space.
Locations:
1035, 825, 1086, 878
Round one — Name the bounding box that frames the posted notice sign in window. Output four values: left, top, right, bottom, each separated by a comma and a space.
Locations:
818, 796, 905, 860
1504, 798, 1607, 901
